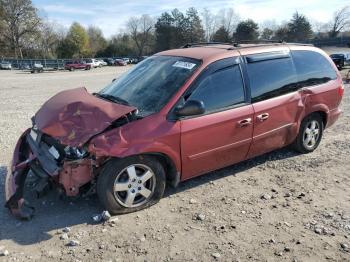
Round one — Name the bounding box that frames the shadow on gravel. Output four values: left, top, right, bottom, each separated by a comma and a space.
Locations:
0, 165, 101, 246
165, 147, 299, 197
0, 147, 298, 246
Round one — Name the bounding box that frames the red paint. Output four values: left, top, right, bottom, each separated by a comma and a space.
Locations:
35, 87, 136, 147
64, 61, 91, 71
5, 44, 344, 219
59, 159, 94, 196
180, 105, 254, 179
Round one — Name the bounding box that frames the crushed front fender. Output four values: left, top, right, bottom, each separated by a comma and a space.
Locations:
4, 129, 35, 220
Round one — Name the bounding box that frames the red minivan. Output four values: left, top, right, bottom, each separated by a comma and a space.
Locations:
5, 43, 344, 219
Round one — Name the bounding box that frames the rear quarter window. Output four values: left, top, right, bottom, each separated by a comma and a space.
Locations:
291, 50, 337, 87
246, 53, 298, 102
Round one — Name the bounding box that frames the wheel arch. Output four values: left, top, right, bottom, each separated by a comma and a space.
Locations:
304, 110, 328, 127
304, 103, 329, 127
99, 152, 180, 188
142, 152, 180, 188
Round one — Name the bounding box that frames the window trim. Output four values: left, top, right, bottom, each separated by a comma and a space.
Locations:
243, 52, 299, 103
245, 50, 291, 63
290, 50, 337, 89
167, 57, 249, 121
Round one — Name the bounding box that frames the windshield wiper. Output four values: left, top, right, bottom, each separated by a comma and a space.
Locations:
94, 93, 131, 106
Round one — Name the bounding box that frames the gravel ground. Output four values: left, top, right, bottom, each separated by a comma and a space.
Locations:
0, 65, 349, 262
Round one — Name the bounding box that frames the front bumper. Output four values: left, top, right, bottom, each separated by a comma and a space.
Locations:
5, 129, 95, 219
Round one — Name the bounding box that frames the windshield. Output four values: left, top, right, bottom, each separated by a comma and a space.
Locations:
99, 55, 200, 116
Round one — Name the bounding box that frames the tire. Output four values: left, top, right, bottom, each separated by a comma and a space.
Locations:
97, 155, 166, 215
70, 67, 74, 72
292, 113, 324, 153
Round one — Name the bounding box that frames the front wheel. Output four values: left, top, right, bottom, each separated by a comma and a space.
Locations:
292, 113, 324, 153
97, 156, 166, 215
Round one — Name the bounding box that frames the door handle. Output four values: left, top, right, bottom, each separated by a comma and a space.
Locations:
238, 118, 252, 127
257, 113, 270, 122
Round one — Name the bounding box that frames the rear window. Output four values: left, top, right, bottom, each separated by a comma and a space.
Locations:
246, 54, 298, 102
292, 50, 337, 87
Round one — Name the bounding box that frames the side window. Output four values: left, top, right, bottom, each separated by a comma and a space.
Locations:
292, 50, 337, 87
189, 65, 245, 112
246, 55, 298, 102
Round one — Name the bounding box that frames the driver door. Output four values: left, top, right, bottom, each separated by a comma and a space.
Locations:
180, 58, 254, 180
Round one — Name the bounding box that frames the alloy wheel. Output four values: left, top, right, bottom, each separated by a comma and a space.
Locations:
302, 120, 320, 149
113, 164, 156, 208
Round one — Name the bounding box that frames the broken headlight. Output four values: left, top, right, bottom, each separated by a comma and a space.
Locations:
64, 146, 88, 160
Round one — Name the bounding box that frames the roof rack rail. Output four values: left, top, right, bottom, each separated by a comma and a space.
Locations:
181, 40, 314, 49
182, 42, 232, 48
234, 39, 284, 44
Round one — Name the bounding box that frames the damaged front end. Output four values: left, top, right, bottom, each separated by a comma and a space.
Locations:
5, 127, 99, 220
5, 87, 138, 220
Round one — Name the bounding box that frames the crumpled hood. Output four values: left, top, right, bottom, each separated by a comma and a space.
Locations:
34, 87, 136, 147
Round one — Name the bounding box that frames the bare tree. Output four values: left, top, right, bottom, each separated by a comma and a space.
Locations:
87, 25, 107, 57
201, 8, 216, 41
218, 8, 240, 36
127, 14, 154, 56
0, 0, 41, 58
39, 20, 65, 58
329, 6, 350, 38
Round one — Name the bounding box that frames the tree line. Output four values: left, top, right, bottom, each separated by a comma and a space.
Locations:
0, 0, 349, 59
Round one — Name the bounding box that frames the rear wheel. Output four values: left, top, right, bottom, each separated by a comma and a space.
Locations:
97, 156, 166, 215
292, 113, 324, 153
70, 67, 75, 72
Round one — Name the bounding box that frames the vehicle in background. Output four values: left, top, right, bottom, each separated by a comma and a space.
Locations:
64, 61, 91, 71
122, 58, 130, 64
129, 58, 140, 64
330, 53, 346, 70
30, 62, 44, 73
104, 58, 115, 66
114, 59, 127, 66
0, 61, 12, 70
85, 59, 102, 68
97, 59, 107, 66
344, 53, 350, 65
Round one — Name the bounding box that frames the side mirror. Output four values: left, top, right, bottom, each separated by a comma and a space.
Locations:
175, 100, 205, 117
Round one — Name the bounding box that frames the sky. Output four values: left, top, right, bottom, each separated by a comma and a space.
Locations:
32, 0, 349, 37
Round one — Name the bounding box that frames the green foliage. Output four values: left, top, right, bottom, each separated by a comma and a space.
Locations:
88, 26, 107, 57
234, 19, 259, 41
212, 26, 231, 42
56, 38, 76, 58
184, 7, 205, 43
274, 26, 289, 41
287, 12, 312, 41
0, 5, 348, 59
272, 12, 313, 42
66, 22, 90, 57
155, 12, 174, 51
97, 34, 134, 57
155, 8, 205, 51
261, 28, 274, 40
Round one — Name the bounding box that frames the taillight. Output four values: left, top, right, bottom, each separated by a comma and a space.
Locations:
338, 84, 344, 98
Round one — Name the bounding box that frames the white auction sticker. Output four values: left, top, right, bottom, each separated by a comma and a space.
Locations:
173, 61, 196, 70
